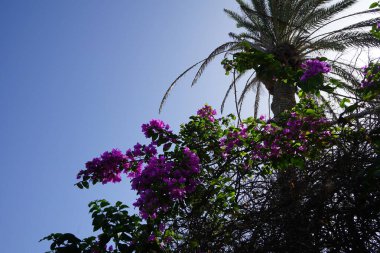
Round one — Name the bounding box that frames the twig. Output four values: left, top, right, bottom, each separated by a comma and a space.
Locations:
233, 70, 242, 125
330, 104, 380, 125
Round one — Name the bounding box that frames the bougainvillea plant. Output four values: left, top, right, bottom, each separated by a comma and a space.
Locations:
42, 2, 380, 252
42, 93, 350, 252
359, 62, 380, 101
42, 86, 380, 251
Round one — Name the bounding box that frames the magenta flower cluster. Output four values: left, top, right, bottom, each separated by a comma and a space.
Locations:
220, 112, 332, 162
361, 63, 380, 88
77, 149, 127, 184
77, 119, 200, 221
197, 104, 217, 122
142, 119, 171, 138
300, 59, 331, 82
131, 147, 200, 219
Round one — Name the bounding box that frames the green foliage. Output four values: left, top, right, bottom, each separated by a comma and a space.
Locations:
43, 97, 380, 252
221, 43, 338, 100
358, 62, 380, 101
44, 1, 380, 252
370, 2, 380, 39
221, 42, 299, 85
370, 2, 379, 9
41, 200, 166, 253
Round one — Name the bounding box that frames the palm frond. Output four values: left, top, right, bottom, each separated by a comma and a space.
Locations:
300, 7, 380, 44
320, 93, 339, 120
159, 59, 205, 113
240, 0, 277, 45
302, 31, 380, 56
224, 9, 260, 34
238, 76, 259, 107
237, 76, 261, 117
191, 42, 239, 87
228, 32, 261, 42
328, 69, 360, 100
293, 0, 332, 19
221, 72, 248, 113
287, 0, 332, 40
320, 31, 380, 48
253, 81, 262, 118
318, 17, 380, 37
329, 64, 361, 87
303, 0, 357, 30
250, 0, 271, 23
299, 39, 346, 54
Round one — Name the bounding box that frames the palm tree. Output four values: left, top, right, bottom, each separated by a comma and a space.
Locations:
160, 0, 380, 117
158, 2, 380, 251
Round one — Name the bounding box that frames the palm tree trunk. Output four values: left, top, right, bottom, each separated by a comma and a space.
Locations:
261, 80, 296, 116
261, 79, 301, 250
271, 82, 296, 116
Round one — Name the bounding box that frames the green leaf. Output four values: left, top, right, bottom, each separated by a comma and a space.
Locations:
291, 157, 305, 168
344, 104, 358, 113
339, 98, 350, 108
82, 181, 89, 189
89, 205, 99, 213
92, 215, 104, 232
369, 2, 379, 8
100, 200, 109, 207
320, 85, 335, 93
190, 240, 199, 248
59, 233, 81, 244
305, 109, 316, 115
330, 78, 343, 88
151, 132, 158, 141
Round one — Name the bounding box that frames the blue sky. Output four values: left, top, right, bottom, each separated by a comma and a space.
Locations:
0, 1, 376, 252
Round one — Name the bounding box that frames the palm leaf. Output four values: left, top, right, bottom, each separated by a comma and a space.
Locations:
320, 17, 380, 36
159, 59, 205, 113
300, 7, 380, 44
253, 81, 262, 118
221, 72, 248, 113
320, 93, 339, 120
303, 0, 357, 30
191, 42, 239, 87
321, 31, 380, 48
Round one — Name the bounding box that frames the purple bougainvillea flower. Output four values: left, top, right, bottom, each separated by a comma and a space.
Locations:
148, 234, 156, 242
300, 59, 331, 82
141, 119, 171, 138
360, 63, 380, 88
197, 104, 217, 122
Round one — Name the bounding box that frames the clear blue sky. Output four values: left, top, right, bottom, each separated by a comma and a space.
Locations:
0, 1, 375, 252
